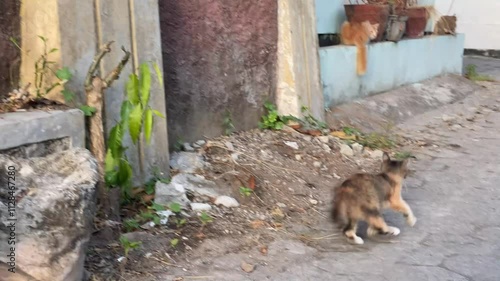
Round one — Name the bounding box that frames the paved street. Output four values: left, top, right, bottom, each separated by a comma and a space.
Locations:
149, 58, 500, 281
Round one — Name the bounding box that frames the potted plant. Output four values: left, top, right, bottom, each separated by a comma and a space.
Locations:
403, 0, 429, 38
344, 0, 391, 42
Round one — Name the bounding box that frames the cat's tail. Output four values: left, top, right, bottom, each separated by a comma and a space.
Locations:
355, 43, 367, 76
331, 200, 347, 226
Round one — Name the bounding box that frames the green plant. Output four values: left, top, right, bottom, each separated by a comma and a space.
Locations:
199, 211, 213, 225
358, 132, 396, 149
223, 109, 236, 136
139, 210, 161, 225
239, 186, 253, 197
170, 238, 179, 248
301, 106, 328, 130
169, 202, 182, 213
465, 64, 495, 82
105, 62, 165, 197
144, 170, 171, 195
342, 126, 362, 137
259, 102, 294, 130
120, 235, 142, 257
173, 139, 184, 152
123, 218, 141, 232
394, 151, 415, 160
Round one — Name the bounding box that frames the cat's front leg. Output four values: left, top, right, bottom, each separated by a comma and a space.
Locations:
390, 199, 417, 227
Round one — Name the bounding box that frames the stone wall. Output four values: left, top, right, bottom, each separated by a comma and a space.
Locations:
0, 0, 21, 98
159, 0, 278, 146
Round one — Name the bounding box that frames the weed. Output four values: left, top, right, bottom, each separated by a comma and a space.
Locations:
104, 62, 165, 198
394, 151, 415, 160
465, 64, 495, 82
239, 186, 253, 197
173, 139, 184, 152
357, 132, 396, 149
301, 106, 328, 130
138, 210, 161, 225
199, 211, 213, 225
259, 102, 285, 130
223, 109, 236, 136
169, 202, 182, 213
170, 238, 179, 248
119, 235, 142, 257
123, 218, 141, 232
342, 126, 362, 137
144, 170, 170, 195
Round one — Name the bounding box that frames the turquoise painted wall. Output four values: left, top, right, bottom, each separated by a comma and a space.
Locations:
319, 34, 465, 108
315, 0, 436, 34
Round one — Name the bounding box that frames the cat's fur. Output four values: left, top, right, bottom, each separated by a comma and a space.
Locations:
434, 15, 457, 35
331, 152, 416, 245
340, 21, 379, 76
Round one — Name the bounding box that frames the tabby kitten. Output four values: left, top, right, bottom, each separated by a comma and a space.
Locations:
331, 152, 416, 245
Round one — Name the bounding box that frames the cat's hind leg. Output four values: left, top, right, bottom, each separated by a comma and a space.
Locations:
366, 211, 400, 236
343, 219, 364, 245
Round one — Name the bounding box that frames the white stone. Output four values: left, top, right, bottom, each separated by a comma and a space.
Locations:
195, 140, 206, 146
313, 161, 322, 168
295, 154, 302, 161
339, 143, 354, 157
370, 149, 384, 160
352, 143, 364, 155
284, 141, 299, 150
309, 199, 318, 205
183, 142, 195, 151
170, 152, 205, 173
317, 136, 329, 143
214, 196, 240, 208
322, 144, 331, 152
190, 203, 212, 212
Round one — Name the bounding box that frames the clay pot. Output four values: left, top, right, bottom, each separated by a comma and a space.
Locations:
344, 4, 390, 42
405, 7, 428, 38
386, 14, 408, 42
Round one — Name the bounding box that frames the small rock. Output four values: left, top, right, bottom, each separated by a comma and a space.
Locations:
155, 174, 219, 207
141, 221, 156, 230
442, 114, 456, 123
231, 153, 240, 161
322, 144, 331, 152
302, 135, 312, 142
157, 210, 174, 225
190, 203, 212, 212
351, 143, 364, 155
170, 152, 205, 173
317, 136, 330, 143
183, 142, 195, 152
295, 154, 302, 161
309, 199, 318, 205
214, 196, 240, 208
271, 207, 285, 221
224, 141, 235, 151
284, 141, 299, 150
276, 202, 287, 208
339, 143, 354, 157
195, 140, 206, 146
370, 150, 384, 160
145, 252, 153, 258
241, 261, 255, 273
450, 124, 462, 131
333, 173, 341, 179
313, 161, 322, 168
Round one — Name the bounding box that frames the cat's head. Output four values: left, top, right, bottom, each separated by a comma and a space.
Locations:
381, 152, 411, 179
361, 21, 379, 40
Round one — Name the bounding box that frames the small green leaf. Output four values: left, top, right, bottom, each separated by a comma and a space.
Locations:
153, 62, 163, 87
38, 35, 47, 42
56, 67, 72, 81
120, 100, 133, 125
117, 159, 133, 192
170, 238, 179, 247
108, 124, 124, 158
139, 63, 151, 106
49, 48, 59, 53
150, 203, 165, 212
144, 108, 153, 144
104, 149, 116, 174
61, 89, 74, 103
169, 202, 181, 213
128, 104, 143, 144
152, 109, 165, 118
126, 74, 140, 105
80, 105, 96, 116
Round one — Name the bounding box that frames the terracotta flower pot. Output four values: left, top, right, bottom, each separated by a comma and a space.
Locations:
405, 7, 428, 38
344, 4, 390, 42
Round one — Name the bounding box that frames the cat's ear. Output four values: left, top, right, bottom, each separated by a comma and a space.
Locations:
382, 152, 390, 162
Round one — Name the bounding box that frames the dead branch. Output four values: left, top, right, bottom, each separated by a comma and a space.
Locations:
104, 46, 130, 87
85, 41, 114, 90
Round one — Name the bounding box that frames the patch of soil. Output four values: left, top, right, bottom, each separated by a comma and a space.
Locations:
85, 128, 389, 280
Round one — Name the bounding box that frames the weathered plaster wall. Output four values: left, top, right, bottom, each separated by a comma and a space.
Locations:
0, 0, 21, 98
159, 0, 278, 146
277, 0, 324, 121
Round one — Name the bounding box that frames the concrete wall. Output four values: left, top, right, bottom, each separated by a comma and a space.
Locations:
159, 0, 278, 146
17, 0, 170, 184
435, 0, 500, 50
320, 34, 465, 108
0, 0, 21, 98
277, 0, 324, 121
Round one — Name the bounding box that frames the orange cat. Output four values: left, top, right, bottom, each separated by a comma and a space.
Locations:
340, 21, 379, 76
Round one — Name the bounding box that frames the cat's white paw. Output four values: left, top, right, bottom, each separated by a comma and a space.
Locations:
351, 236, 364, 245
387, 226, 400, 236
407, 215, 417, 227
366, 226, 378, 237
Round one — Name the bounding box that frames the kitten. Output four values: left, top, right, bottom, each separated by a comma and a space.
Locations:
340, 21, 379, 76
434, 15, 457, 35
331, 152, 416, 245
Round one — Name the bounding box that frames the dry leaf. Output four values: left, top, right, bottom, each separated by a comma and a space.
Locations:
247, 175, 256, 190
195, 232, 206, 239
330, 130, 356, 140
287, 120, 301, 129
141, 194, 155, 203
271, 207, 285, 221
249, 220, 267, 229
259, 245, 268, 255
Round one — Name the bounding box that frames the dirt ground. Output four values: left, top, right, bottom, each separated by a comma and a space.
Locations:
85, 124, 413, 280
